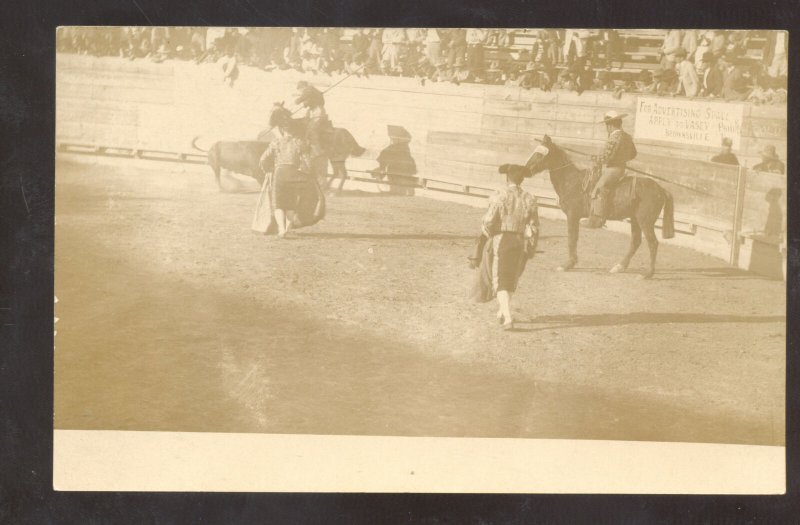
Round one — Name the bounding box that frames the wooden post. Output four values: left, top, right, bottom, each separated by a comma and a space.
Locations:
730, 165, 748, 266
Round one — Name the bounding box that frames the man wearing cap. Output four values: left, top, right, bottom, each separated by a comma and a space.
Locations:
710, 137, 739, 165
470, 163, 539, 330
753, 145, 785, 174
582, 110, 637, 228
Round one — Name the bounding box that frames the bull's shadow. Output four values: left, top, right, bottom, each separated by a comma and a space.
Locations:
513, 311, 785, 332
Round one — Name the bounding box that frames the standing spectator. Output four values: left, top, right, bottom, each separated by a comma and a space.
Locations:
767, 30, 787, 81
465, 28, 487, 82
681, 29, 699, 61
709, 30, 727, 58
597, 29, 621, 69
283, 28, 303, 70
562, 29, 577, 65
710, 137, 739, 165
752, 145, 785, 174
189, 28, 207, 62
543, 30, 561, 66
577, 30, 593, 66
365, 29, 383, 75
446, 28, 467, 73
660, 29, 683, 69
381, 28, 407, 74
694, 33, 711, 74
423, 28, 446, 81
674, 49, 699, 97
701, 52, 725, 97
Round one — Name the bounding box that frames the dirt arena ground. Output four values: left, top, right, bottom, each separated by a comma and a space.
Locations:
54, 156, 786, 445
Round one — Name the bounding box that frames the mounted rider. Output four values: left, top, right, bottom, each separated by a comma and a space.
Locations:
581, 110, 638, 228
295, 82, 334, 183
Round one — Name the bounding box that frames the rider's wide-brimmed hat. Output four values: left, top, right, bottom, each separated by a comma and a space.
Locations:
597, 110, 627, 124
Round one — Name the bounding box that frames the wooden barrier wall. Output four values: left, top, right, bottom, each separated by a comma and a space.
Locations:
56, 54, 787, 264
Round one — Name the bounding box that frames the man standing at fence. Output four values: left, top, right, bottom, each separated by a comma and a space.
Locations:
582, 110, 638, 229
710, 137, 739, 165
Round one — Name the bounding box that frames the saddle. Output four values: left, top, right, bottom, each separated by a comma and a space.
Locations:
582, 167, 638, 218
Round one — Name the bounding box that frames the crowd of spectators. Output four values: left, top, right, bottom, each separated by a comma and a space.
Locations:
56, 27, 787, 103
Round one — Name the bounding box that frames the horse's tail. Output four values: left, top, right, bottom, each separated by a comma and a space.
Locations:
191, 135, 209, 154
661, 188, 675, 240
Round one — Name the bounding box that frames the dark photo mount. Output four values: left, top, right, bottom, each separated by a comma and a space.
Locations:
3, 0, 800, 523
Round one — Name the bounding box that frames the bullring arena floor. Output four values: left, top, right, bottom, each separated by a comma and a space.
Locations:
54, 156, 785, 446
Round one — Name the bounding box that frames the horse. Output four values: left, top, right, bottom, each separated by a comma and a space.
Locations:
267, 103, 366, 193
521, 134, 675, 279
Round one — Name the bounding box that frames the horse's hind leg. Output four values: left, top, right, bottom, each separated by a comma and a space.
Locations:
334, 163, 348, 193
610, 219, 642, 273
640, 222, 659, 279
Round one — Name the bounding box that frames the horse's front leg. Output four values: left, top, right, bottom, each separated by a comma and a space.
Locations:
557, 211, 580, 271
610, 219, 642, 273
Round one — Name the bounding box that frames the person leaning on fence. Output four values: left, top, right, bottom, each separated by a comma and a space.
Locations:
581, 110, 637, 229
710, 137, 739, 166
752, 145, 785, 174
470, 164, 539, 331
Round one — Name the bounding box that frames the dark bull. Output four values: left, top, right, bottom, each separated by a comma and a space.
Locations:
191, 136, 269, 190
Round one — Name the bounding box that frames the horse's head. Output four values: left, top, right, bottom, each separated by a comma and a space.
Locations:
525, 134, 561, 175
268, 102, 292, 130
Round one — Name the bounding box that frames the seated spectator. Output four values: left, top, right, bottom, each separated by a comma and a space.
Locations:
592, 70, 616, 91
318, 28, 343, 74
710, 137, 739, 165
634, 69, 653, 92
725, 30, 748, 59
646, 67, 678, 96
518, 62, 538, 89
674, 48, 699, 97
401, 29, 427, 80
300, 29, 323, 73
346, 28, 371, 74
752, 145, 785, 174
720, 54, 752, 101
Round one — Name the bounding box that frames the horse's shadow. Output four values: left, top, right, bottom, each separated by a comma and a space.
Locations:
509, 311, 785, 332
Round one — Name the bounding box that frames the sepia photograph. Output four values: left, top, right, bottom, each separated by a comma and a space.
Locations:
52, 26, 787, 493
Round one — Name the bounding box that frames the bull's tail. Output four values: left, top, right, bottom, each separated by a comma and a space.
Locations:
661, 188, 675, 239
191, 135, 209, 153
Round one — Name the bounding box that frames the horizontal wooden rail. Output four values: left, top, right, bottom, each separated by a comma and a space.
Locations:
57, 140, 699, 236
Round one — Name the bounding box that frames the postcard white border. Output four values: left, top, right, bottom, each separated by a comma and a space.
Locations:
53, 430, 784, 493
